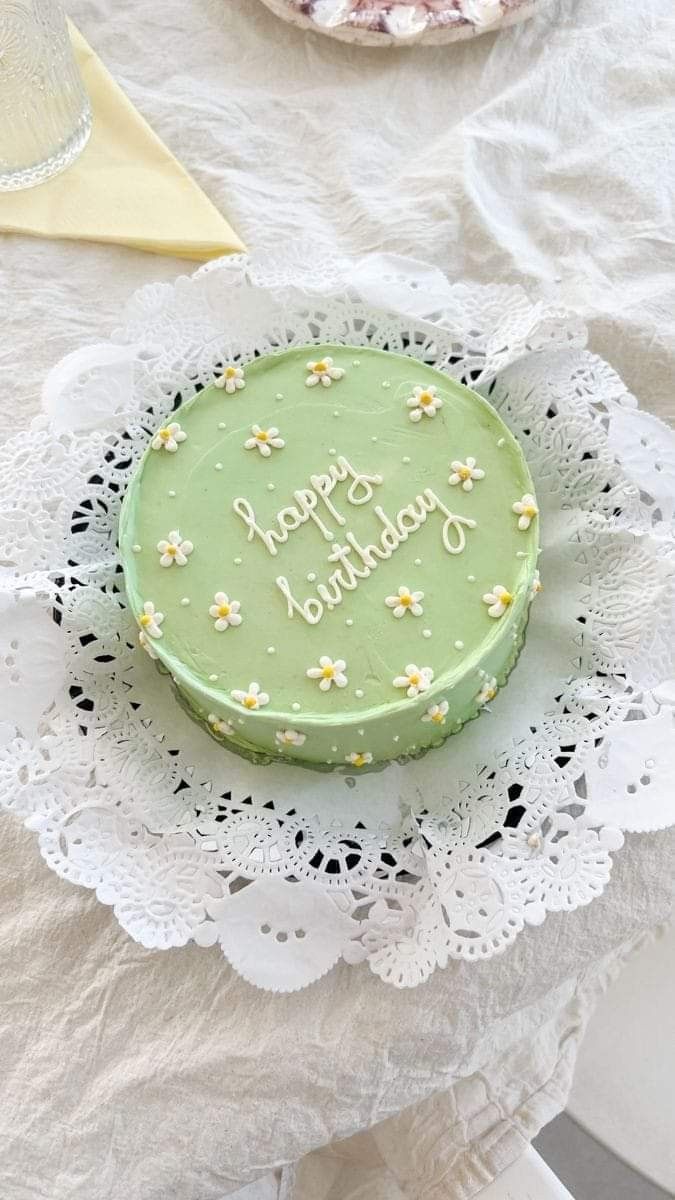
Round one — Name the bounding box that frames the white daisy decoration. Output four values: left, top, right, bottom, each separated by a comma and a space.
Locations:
448, 457, 485, 491
393, 663, 434, 698
208, 713, 234, 737
244, 424, 285, 457
275, 729, 307, 749
157, 530, 194, 568
231, 682, 269, 710
482, 585, 513, 618
151, 422, 187, 453
385, 585, 424, 619
137, 600, 164, 639
305, 356, 345, 388
422, 700, 449, 724
406, 385, 443, 423
215, 364, 245, 394
306, 655, 348, 691
512, 493, 539, 530
138, 630, 159, 659
476, 677, 498, 706
208, 592, 242, 632
345, 751, 373, 768
530, 570, 542, 600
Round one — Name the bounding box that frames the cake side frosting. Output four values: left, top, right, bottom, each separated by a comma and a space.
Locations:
119, 344, 540, 768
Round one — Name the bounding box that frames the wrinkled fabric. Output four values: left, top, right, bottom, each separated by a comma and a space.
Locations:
1, 0, 674, 1198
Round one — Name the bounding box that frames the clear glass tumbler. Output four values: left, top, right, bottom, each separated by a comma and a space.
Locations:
0, 0, 92, 191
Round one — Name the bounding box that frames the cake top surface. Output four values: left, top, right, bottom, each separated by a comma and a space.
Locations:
120, 344, 538, 726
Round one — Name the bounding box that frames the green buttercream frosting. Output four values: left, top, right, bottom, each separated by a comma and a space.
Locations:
120, 345, 539, 769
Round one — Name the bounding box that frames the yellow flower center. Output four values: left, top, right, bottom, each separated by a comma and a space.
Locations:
534, 579, 542, 592
321, 664, 335, 679
256, 430, 269, 442
352, 754, 366, 767
523, 505, 537, 518
409, 673, 420, 686
167, 545, 177, 556
458, 466, 472, 480
432, 711, 444, 723
139, 613, 152, 627
244, 696, 258, 709
485, 687, 496, 701
419, 391, 433, 406
217, 604, 231, 617
400, 594, 412, 606
158, 428, 172, 441
501, 591, 512, 605
225, 366, 237, 378
313, 361, 327, 374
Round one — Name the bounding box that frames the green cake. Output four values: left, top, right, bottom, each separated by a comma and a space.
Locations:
119, 344, 540, 770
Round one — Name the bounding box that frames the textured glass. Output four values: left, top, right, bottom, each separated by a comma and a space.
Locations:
0, 0, 91, 191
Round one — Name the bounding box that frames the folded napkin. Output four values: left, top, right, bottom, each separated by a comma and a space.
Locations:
0, 25, 245, 261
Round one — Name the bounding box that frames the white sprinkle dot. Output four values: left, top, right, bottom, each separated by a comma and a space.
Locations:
355, 688, 364, 698
180, 597, 190, 607
393, 735, 400, 742
275, 393, 284, 400
238, 718, 244, 725
422, 629, 432, 639
168, 489, 176, 497
371, 435, 378, 443
234, 557, 242, 565
307, 572, 317, 582
516, 550, 526, 559
352, 359, 361, 367
402, 456, 411, 464
467, 574, 476, 582
414, 557, 422, 566
218, 421, 226, 430
267, 646, 276, 655
267, 482, 276, 492
381, 381, 391, 389
331, 745, 338, 753
328, 448, 336, 456
132, 544, 142, 553
333, 410, 340, 418
497, 437, 505, 447
346, 618, 354, 627
215, 462, 223, 471
454, 640, 464, 650
358, 728, 365, 736
411, 744, 417, 751
292, 702, 301, 712
209, 674, 218, 682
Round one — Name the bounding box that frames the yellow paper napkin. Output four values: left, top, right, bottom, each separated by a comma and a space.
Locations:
0, 24, 245, 261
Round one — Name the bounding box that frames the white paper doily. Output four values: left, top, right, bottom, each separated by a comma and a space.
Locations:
2, 250, 674, 991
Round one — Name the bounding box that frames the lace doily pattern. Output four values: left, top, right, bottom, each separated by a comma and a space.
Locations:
1, 252, 674, 991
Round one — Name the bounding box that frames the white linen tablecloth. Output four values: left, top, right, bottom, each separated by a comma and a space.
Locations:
1, 1, 674, 1197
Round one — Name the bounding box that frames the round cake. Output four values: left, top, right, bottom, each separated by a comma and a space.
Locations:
119, 344, 540, 770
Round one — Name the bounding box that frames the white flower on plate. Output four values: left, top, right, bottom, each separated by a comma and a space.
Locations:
231, 682, 269, 710
244, 424, 285, 457
305, 356, 345, 387
151, 422, 187, 453
448, 457, 485, 491
208, 712, 234, 737
385, 585, 424, 619
512, 493, 539, 530
422, 700, 449, 724
393, 663, 434, 698
208, 591, 242, 631
137, 600, 164, 639
215, 364, 245, 394
530, 570, 542, 600
345, 750, 373, 768
306, 655, 348, 691
460, 0, 503, 29
476, 676, 498, 706
157, 530, 194, 567
406, 384, 443, 423
275, 729, 307, 748
138, 630, 159, 659
482, 585, 513, 618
